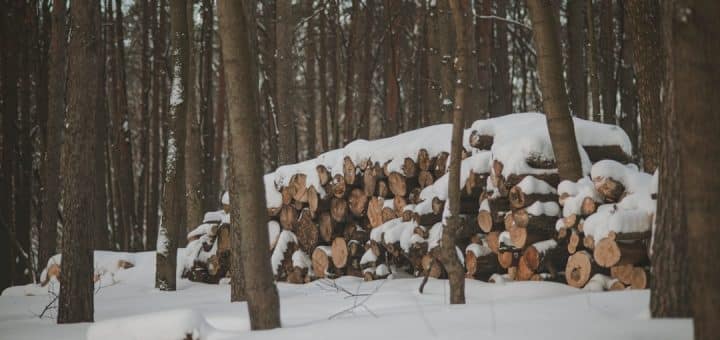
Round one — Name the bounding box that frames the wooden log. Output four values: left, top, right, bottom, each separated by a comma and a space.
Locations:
583, 273, 626, 291
469, 130, 494, 150
279, 204, 298, 230
594, 238, 649, 268
286, 266, 309, 284
332, 174, 347, 198
415, 212, 442, 226
307, 186, 319, 216
381, 207, 397, 223
367, 197, 384, 228
318, 212, 336, 243
312, 246, 334, 278
317, 165, 331, 186
408, 187, 423, 204
403, 157, 418, 178
486, 231, 500, 254
393, 195, 407, 215
418, 170, 434, 188
581, 197, 597, 216
343, 156, 357, 185
511, 207, 559, 229
388, 171, 409, 197
330, 197, 348, 222
433, 152, 449, 178
421, 254, 444, 278
610, 263, 634, 285
567, 228, 584, 254
348, 188, 368, 217
431, 197, 445, 215
376, 180, 390, 198
629, 267, 650, 289
295, 210, 319, 253
509, 227, 553, 249
464, 171, 487, 197
516, 255, 535, 281
525, 155, 556, 169
565, 250, 607, 288
583, 235, 595, 250
466, 251, 500, 280
594, 177, 625, 203
363, 167, 378, 197
498, 248, 521, 269
331, 237, 349, 269
477, 196, 510, 233
281, 186, 293, 206
289, 174, 309, 202
417, 149, 432, 171
508, 186, 558, 210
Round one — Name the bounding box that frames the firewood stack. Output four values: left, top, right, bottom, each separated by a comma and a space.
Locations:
185, 113, 653, 291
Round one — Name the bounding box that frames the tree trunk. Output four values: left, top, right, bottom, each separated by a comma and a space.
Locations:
57, 0, 98, 322
440, 0, 467, 305
476, 0, 492, 118
276, 0, 298, 164
528, 0, 584, 182
626, 0, 662, 172
200, 0, 215, 211
663, 1, 720, 338
491, 0, 512, 116
218, 0, 281, 329
156, 0, 189, 292
357, 0, 374, 138
328, 0, 340, 147
343, 0, 360, 144
617, 0, 638, 154
438, 0, 454, 123
586, 0, 602, 122
94, 0, 110, 250
304, 0, 317, 157
318, 4, 329, 151
566, 0, 587, 118
40, 0, 66, 270
185, 0, 204, 236
214, 57, 226, 187
383, 0, 400, 136
137, 0, 152, 248
599, 0, 617, 124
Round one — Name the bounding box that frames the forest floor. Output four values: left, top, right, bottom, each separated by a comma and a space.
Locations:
0, 251, 691, 340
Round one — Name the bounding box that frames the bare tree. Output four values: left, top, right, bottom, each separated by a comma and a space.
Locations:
586, 0, 602, 122
218, 0, 281, 330
567, 0, 587, 118
383, 0, 401, 136
156, 0, 189, 292
276, 0, 298, 164
57, 0, 99, 323
527, 0, 583, 182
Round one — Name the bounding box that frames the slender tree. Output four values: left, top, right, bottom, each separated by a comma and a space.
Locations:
343, 0, 360, 144
200, 0, 215, 211
305, 0, 317, 156
137, 0, 152, 246
57, 0, 99, 323
626, 0, 662, 172
218, 0, 282, 329
566, 0, 587, 118
599, 0, 617, 123
491, 0, 512, 116
156, 0, 189, 291
476, 0, 492, 118
586, 0, 602, 122
186, 0, 204, 234
383, 0, 400, 136
617, 0, 638, 153
94, 0, 110, 250
527, 0, 583, 181
357, 0, 374, 139
661, 2, 720, 339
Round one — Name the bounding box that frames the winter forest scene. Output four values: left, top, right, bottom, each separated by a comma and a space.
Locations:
0, 0, 718, 339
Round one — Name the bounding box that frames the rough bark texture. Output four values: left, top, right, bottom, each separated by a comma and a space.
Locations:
40, 0, 66, 269
663, 1, 720, 337
476, 0, 491, 118
57, 0, 98, 322
94, 0, 110, 250
276, 0, 297, 165
586, 0, 602, 122
618, 0, 638, 155
200, 0, 215, 211
566, 0, 587, 118
440, 0, 466, 305
426, 1, 442, 123
357, 0, 374, 138
185, 0, 204, 236
343, 0, 359, 144
156, 0, 189, 292
491, 0, 512, 117
383, 0, 401, 136
438, 0, 454, 123
626, 0, 662, 172
527, 0, 583, 182
305, 0, 317, 157
218, 0, 282, 329
147, 0, 166, 251
599, 0, 617, 124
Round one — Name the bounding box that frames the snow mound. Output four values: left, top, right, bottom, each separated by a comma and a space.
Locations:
87, 309, 215, 340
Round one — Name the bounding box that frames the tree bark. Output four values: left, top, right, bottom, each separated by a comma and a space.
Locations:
440, 0, 466, 305
476, 0, 492, 118
218, 0, 281, 329
343, 0, 360, 144
94, 0, 110, 250
137, 0, 152, 248
586, 0, 602, 122
40, 0, 66, 270
318, 4, 329, 151
200, 0, 215, 211
566, 0, 587, 118
304, 0, 317, 157
328, 0, 340, 147
156, 0, 189, 292
599, 0, 617, 124
276, 0, 298, 164
491, 0, 512, 116
528, 0, 584, 182
663, 1, 720, 338
383, 0, 400, 136
438, 0, 454, 123
626, 0, 662, 172
185, 0, 204, 236
357, 0, 374, 139
57, 0, 98, 322
617, 0, 638, 154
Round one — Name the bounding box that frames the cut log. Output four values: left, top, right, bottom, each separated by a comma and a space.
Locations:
317, 165, 331, 186
466, 252, 499, 279
418, 170, 434, 188
477, 196, 510, 233
593, 238, 649, 268
289, 174, 309, 202
381, 207, 397, 223
629, 267, 650, 289
332, 174, 347, 198
367, 197, 384, 228
498, 249, 521, 269
417, 149, 432, 171
567, 228, 584, 254
508, 186, 558, 210
296, 210, 319, 253
393, 195, 407, 215
307, 186, 319, 216
594, 177, 625, 203
486, 231, 500, 254
343, 156, 356, 185
330, 197, 348, 222
433, 152, 449, 178
469, 130, 494, 150
408, 187, 423, 204
415, 212, 442, 226
348, 188, 368, 217
421, 254, 444, 278
581, 197, 597, 216
509, 227, 553, 249
403, 157, 418, 178
511, 205, 559, 229
363, 167, 378, 197
312, 246, 334, 278
281, 186, 293, 206
565, 250, 606, 288
431, 197, 445, 215
582, 145, 631, 164
388, 171, 409, 197
318, 212, 335, 243
331, 237, 349, 269
279, 205, 298, 230
376, 179, 390, 198
610, 263, 634, 285
464, 171, 487, 197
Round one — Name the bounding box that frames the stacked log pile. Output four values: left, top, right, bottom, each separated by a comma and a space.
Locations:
185, 113, 653, 291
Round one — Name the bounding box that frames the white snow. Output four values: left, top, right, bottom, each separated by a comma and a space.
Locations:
0, 250, 691, 340
187, 223, 215, 240
591, 160, 653, 195
525, 201, 560, 217
531, 239, 558, 255
516, 176, 557, 195
291, 250, 312, 269
271, 231, 298, 275
268, 221, 281, 248
360, 249, 377, 265
221, 191, 229, 205
427, 222, 444, 250
582, 207, 653, 244
466, 243, 492, 257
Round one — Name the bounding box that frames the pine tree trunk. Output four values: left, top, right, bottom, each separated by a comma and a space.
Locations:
491, 0, 512, 116
185, 0, 204, 236
218, 0, 281, 329
200, 0, 215, 211
626, 0, 662, 172
442, 0, 466, 305
438, 0, 454, 123
343, 0, 359, 144
328, 0, 341, 147
527, 0, 583, 182
57, 0, 98, 322
599, 0, 617, 124
136, 0, 152, 248
663, 1, 720, 338
357, 0, 373, 139
476, 0, 492, 118
319, 4, 329, 150
617, 0, 638, 154
566, 0, 587, 118
156, 0, 189, 292
304, 0, 317, 157
586, 0, 602, 122
461, 0, 479, 125
40, 0, 66, 269
383, 0, 400, 136
94, 0, 110, 250
214, 57, 226, 186
276, 0, 297, 164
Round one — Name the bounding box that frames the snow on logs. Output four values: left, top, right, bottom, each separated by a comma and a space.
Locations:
183, 113, 653, 290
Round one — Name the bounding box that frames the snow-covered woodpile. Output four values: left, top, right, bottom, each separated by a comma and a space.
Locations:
185, 113, 654, 290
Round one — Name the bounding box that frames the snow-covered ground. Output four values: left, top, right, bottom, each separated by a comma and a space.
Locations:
0, 251, 691, 340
